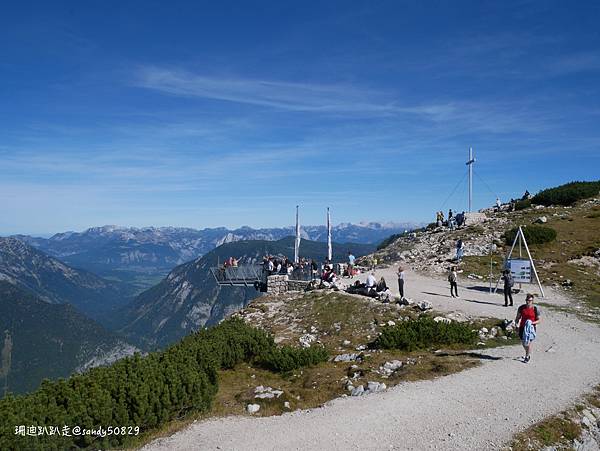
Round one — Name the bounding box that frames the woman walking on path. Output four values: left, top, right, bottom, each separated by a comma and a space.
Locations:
397, 266, 405, 299
515, 294, 541, 363
448, 266, 459, 298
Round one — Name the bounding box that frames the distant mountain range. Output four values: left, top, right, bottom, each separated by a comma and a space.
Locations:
0, 237, 133, 321
0, 224, 389, 393
120, 237, 376, 349
12, 222, 418, 291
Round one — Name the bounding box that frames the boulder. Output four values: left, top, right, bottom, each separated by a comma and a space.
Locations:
535, 216, 548, 224
433, 316, 451, 324
397, 297, 412, 306
299, 334, 316, 348
378, 291, 394, 303
351, 385, 365, 396
366, 381, 386, 393
379, 360, 403, 377
333, 353, 360, 363
247, 404, 260, 414
415, 300, 433, 311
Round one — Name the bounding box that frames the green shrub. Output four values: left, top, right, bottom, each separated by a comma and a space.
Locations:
532, 181, 600, 206
514, 199, 531, 210
0, 318, 321, 450
373, 317, 477, 351
503, 225, 557, 245
259, 345, 329, 373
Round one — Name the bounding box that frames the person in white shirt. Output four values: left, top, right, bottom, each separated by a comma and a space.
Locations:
397, 266, 405, 299
366, 272, 377, 288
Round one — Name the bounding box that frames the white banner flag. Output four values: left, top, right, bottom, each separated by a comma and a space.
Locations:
294, 205, 301, 264
327, 207, 332, 262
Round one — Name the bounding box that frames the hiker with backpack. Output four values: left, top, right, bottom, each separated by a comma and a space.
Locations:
502, 269, 514, 306
515, 294, 541, 363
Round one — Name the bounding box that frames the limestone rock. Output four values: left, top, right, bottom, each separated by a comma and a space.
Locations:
415, 300, 433, 311
366, 381, 386, 393
247, 404, 260, 414
379, 360, 402, 377
334, 353, 360, 363
351, 385, 365, 396
299, 334, 316, 348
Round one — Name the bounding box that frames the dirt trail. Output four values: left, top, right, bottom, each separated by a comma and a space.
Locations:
143, 270, 600, 451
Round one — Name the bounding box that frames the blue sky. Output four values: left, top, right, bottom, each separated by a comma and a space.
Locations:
1, 1, 599, 235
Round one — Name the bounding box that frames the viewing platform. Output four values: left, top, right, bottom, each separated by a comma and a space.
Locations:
210, 264, 264, 287
210, 264, 316, 293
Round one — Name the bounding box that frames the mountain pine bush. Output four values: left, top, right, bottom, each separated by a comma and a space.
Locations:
0, 318, 324, 450
532, 181, 600, 206
373, 317, 477, 351
259, 345, 329, 372
503, 225, 557, 245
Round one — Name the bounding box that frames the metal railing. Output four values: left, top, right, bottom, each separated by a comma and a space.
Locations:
210, 264, 264, 286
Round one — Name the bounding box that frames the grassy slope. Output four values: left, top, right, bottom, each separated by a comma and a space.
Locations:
461, 199, 600, 309
131, 291, 517, 448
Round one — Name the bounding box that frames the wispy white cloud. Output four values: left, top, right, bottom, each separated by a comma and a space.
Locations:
134, 66, 459, 118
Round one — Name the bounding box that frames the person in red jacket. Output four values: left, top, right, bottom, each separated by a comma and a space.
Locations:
515, 294, 541, 363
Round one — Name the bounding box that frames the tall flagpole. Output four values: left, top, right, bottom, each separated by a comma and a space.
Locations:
294, 205, 301, 264
327, 207, 332, 262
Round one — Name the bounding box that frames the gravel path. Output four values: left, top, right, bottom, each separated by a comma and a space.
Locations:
143, 270, 600, 451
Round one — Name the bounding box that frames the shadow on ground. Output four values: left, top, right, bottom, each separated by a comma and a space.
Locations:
434, 351, 502, 361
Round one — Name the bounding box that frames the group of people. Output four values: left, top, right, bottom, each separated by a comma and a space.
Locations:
222, 256, 241, 268
435, 209, 466, 229
262, 255, 318, 277
348, 272, 389, 297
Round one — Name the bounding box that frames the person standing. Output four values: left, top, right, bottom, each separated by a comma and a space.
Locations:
502, 269, 514, 306
455, 239, 464, 261
448, 266, 459, 298
515, 294, 541, 363
347, 251, 355, 278
310, 259, 318, 280
397, 266, 405, 299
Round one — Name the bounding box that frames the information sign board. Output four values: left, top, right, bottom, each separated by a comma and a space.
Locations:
509, 259, 532, 283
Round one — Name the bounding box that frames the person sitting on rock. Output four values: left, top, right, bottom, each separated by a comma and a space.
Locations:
376, 277, 388, 292
366, 272, 377, 288
348, 279, 366, 294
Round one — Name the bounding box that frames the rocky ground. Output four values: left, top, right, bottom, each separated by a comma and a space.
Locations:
142, 268, 600, 451
142, 200, 600, 451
